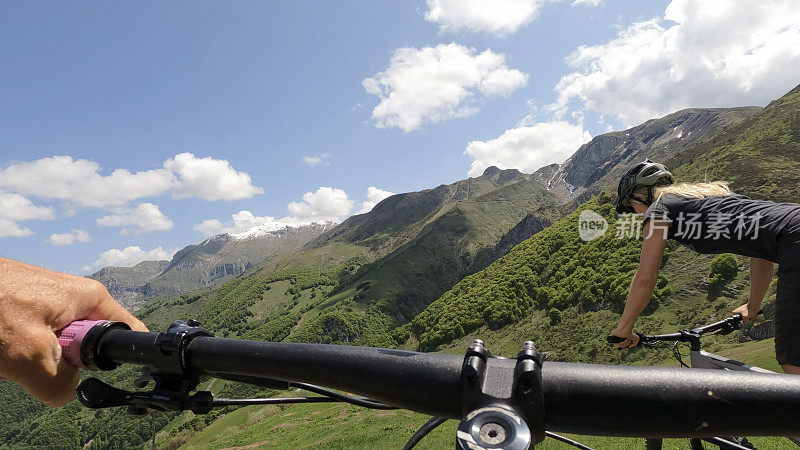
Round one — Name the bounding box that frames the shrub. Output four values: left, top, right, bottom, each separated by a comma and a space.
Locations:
709, 253, 738, 286
408, 200, 671, 351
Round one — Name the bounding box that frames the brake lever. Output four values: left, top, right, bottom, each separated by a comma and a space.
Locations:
724, 310, 765, 334
133, 367, 153, 389
77, 377, 214, 415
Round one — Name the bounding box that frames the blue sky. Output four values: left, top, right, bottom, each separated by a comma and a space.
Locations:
1, 0, 798, 274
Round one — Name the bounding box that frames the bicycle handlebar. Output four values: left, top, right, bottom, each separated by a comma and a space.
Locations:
607, 314, 753, 347
59, 320, 800, 438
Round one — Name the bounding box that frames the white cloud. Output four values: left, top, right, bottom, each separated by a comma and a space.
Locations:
550, 0, 800, 126
465, 121, 591, 176
194, 187, 355, 237
81, 246, 177, 274
363, 43, 528, 132
302, 153, 332, 167
424, 0, 544, 36
358, 186, 395, 214
164, 153, 264, 201
97, 203, 174, 235
48, 229, 91, 246
287, 187, 354, 221
0, 219, 35, 238
0, 156, 175, 208
193, 218, 226, 237
193, 211, 303, 237
0, 153, 263, 209
0, 191, 55, 238
571, 0, 603, 5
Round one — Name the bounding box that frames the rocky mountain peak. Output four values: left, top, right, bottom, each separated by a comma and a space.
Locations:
556, 106, 762, 196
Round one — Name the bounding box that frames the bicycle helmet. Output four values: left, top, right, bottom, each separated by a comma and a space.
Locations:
616, 160, 674, 214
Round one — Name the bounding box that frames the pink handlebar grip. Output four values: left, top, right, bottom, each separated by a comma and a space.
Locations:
56, 320, 106, 368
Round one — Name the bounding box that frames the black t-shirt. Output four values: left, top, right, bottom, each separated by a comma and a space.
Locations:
643, 193, 800, 262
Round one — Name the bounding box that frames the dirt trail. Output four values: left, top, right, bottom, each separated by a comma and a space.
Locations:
220, 439, 272, 450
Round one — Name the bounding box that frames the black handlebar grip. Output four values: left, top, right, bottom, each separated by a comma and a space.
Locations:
607, 333, 646, 347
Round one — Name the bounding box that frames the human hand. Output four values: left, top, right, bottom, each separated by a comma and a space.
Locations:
0, 257, 147, 406
732, 303, 760, 324
610, 327, 640, 350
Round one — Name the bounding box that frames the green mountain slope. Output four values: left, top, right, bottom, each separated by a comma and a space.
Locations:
399, 198, 668, 352
280, 178, 564, 347
305, 166, 535, 251
667, 84, 800, 202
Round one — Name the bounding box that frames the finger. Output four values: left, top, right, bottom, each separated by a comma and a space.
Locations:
85, 291, 148, 332
8, 328, 80, 407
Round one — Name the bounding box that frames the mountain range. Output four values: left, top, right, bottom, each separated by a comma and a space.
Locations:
91, 102, 759, 315
89, 222, 334, 309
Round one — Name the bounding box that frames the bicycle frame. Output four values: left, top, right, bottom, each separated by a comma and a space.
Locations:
687, 336, 800, 448
633, 315, 800, 449
689, 349, 774, 373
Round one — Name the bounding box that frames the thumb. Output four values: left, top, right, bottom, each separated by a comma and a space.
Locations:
84, 293, 148, 332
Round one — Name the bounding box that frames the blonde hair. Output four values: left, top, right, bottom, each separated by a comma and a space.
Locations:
632, 181, 732, 203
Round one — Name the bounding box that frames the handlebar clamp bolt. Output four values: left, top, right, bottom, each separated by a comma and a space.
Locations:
465, 339, 489, 361
518, 341, 543, 366
479, 422, 507, 445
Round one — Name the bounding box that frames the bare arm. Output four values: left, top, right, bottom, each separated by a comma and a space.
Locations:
611, 220, 669, 348
733, 257, 774, 322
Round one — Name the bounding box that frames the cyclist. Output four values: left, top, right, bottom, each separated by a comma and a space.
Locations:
0, 257, 147, 406
608, 160, 800, 374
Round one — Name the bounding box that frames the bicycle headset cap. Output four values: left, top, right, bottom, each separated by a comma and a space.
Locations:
616, 160, 674, 214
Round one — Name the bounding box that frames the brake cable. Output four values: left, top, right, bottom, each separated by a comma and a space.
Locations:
403, 416, 448, 450
672, 342, 690, 368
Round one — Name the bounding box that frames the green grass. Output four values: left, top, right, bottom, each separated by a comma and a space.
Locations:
260, 242, 369, 275
165, 389, 793, 449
